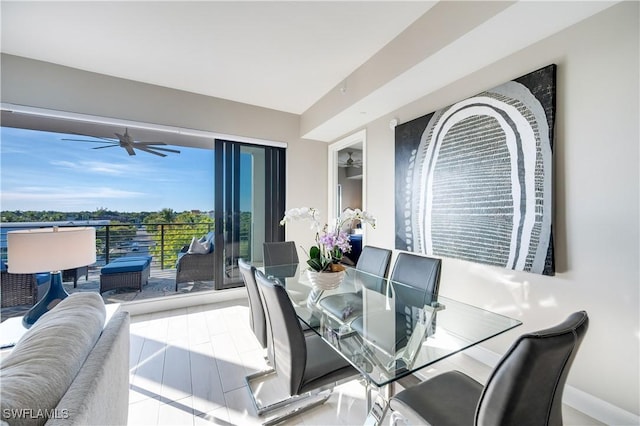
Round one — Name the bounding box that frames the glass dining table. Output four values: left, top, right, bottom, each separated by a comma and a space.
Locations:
262, 263, 522, 425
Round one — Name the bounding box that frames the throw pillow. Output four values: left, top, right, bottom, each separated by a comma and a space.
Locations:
188, 236, 209, 254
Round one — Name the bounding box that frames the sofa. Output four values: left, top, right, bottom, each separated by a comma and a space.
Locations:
1, 292, 130, 426
175, 231, 215, 291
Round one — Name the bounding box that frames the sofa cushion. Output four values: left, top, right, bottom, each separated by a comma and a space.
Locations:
0, 292, 106, 426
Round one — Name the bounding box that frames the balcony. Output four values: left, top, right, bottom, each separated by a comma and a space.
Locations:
1, 221, 249, 321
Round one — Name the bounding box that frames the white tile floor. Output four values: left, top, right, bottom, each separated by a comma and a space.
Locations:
127, 299, 603, 426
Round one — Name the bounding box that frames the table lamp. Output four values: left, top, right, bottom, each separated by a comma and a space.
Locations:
7, 226, 96, 328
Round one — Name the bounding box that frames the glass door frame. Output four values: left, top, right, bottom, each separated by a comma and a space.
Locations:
214, 139, 286, 290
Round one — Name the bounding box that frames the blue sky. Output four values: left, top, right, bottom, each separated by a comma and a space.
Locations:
0, 127, 221, 212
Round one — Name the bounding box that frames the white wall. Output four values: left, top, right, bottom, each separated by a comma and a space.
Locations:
0, 53, 328, 256
362, 2, 639, 419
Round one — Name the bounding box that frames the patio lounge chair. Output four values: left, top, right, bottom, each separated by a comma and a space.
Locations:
1, 271, 37, 308
175, 232, 215, 291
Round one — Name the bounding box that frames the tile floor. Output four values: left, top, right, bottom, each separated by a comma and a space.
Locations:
127, 299, 604, 426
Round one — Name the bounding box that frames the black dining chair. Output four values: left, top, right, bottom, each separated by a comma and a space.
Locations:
389, 311, 589, 426
350, 252, 442, 352
247, 270, 359, 424
318, 246, 392, 322
239, 258, 316, 369
238, 259, 267, 349
263, 241, 299, 266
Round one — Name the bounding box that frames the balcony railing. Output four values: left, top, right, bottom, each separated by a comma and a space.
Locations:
1, 222, 251, 271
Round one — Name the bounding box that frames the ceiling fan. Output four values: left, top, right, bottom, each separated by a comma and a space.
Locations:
338, 151, 362, 168
62, 128, 180, 157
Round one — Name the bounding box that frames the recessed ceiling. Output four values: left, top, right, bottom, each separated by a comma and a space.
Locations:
0, 1, 434, 115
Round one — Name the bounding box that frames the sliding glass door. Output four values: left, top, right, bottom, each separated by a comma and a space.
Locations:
214, 139, 285, 289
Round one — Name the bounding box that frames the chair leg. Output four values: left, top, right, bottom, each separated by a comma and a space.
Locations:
245, 369, 340, 425
261, 391, 333, 426
362, 382, 394, 426
389, 411, 409, 426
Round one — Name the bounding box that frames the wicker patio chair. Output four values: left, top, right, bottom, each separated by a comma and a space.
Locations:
175, 250, 215, 291
1, 271, 37, 308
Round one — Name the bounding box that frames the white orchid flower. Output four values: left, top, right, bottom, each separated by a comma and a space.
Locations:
280, 207, 321, 231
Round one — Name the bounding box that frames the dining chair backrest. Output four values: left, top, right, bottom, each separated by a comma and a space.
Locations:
354, 246, 392, 294
389, 252, 442, 344
356, 246, 392, 276
390, 252, 441, 307
255, 270, 307, 395
238, 259, 267, 349
476, 311, 589, 426
263, 241, 299, 266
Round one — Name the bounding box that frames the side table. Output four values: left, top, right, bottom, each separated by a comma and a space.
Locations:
63, 266, 90, 288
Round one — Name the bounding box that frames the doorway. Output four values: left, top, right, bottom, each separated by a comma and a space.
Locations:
328, 130, 366, 263
214, 139, 286, 289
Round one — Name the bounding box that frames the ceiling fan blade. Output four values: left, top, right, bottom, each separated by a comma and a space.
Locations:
65, 132, 118, 143
140, 145, 181, 154
134, 145, 167, 157
135, 141, 168, 146
62, 138, 118, 144
124, 145, 136, 156
64, 128, 178, 157
92, 145, 119, 150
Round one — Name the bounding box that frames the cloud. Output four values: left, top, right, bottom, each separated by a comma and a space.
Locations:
0, 146, 29, 155
50, 160, 136, 176
1, 186, 145, 201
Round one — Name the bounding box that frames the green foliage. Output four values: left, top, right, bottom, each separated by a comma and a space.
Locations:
143, 211, 215, 269
307, 245, 332, 272
1, 208, 255, 271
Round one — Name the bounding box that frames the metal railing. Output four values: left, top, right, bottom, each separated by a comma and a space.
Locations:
1, 222, 251, 271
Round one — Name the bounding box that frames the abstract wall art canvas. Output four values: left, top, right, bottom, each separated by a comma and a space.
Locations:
395, 65, 556, 275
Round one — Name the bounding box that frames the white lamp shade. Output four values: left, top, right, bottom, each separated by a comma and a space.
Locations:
7, 227, 96, 273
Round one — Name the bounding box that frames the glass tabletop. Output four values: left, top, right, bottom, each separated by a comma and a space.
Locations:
262, 264, 522, 387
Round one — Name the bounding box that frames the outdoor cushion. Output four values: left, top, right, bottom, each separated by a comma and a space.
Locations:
111, 256, 152, 267
204, 232, 215, 253
101, 259, 149, 275
36, 273, 50, 286
188, 236, 209, 254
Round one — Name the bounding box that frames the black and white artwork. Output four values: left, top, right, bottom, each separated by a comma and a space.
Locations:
395, 65, 556, 275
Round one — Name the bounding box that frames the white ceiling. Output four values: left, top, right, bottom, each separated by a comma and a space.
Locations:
0, 1, 433, 115
0, 1, 620, 143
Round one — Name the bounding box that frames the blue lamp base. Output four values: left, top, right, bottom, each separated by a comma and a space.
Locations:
22, 271, 69, 328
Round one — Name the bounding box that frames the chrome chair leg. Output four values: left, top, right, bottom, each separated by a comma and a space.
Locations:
245, 369, 347, 425
389, 411, 409, 426
363, 392, 390, 426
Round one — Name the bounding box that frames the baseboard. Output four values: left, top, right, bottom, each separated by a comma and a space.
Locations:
120, 287, 247, 316
464, 345, 640, 426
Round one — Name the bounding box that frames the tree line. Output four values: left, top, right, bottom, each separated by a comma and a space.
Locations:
1, 208, 251, 269
0, 208, 212, 224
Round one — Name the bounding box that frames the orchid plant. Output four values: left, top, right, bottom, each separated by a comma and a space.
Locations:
280, 207, 376, 272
